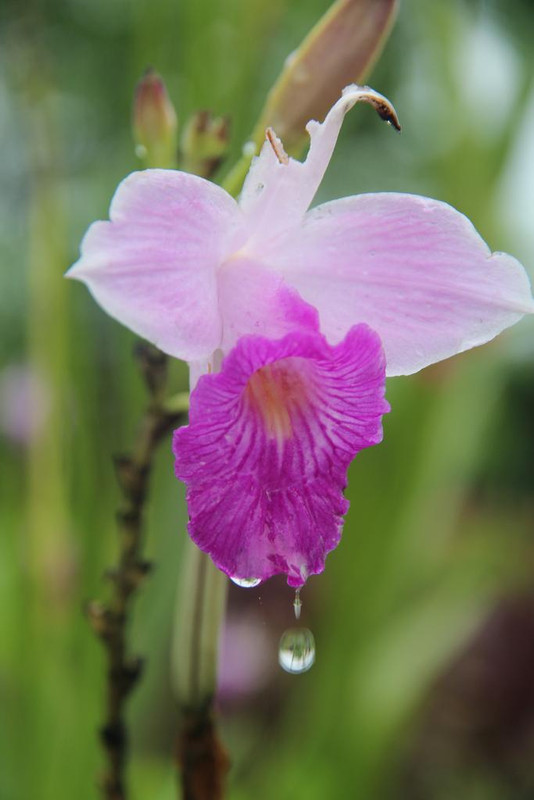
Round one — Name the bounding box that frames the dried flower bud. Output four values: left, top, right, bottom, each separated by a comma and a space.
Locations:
180, 111, 230, 179
133, 68, 178, 168
254, 0, 399, 153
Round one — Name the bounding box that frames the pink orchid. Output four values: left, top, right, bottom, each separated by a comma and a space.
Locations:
174, 320, 388, 587
68, 85, 533, 587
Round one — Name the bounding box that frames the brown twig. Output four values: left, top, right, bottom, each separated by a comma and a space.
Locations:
87, 342, 186, 800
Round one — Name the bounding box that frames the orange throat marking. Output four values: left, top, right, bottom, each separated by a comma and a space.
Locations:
245, 360, 307, 441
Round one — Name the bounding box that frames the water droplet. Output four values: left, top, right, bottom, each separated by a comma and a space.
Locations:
230, 576, 261, 588
278, 628, 315, 674
293, 589, 302, 620
135, 143, 147, 158
242, 141, 256, 158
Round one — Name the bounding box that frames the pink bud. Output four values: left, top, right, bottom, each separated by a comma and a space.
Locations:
255, 0, 399, 152
133, 68, 178, 168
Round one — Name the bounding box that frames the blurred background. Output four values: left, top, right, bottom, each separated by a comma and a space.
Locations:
2, 0, 534, 797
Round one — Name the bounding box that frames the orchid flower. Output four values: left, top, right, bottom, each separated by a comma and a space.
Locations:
68, 85, 534, 587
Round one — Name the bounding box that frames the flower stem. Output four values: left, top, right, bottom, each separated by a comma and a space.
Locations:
173, 542, 230, 798
176, 704, 230, 800
87, 343, 187, 800
221, 144, 258, 198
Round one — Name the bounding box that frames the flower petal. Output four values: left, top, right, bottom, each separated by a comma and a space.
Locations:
188, 259, 319, 389
174, 323, 388, 587
239, 85, 398, 251
218, 256, 319, 353
264, 192, 534, 375
67, 169, 246, 361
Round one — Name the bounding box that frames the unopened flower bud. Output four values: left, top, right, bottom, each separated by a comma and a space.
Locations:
254, 0, 399, 153
180, 111, 230, 179
133, 68, 178, 169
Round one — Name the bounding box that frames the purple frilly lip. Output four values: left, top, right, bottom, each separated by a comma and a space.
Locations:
173, 322, 389, 587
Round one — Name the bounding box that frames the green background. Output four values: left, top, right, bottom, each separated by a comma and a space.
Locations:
2, 0, 534, 797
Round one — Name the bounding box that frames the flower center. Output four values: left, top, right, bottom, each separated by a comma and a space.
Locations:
244, 357, 311, 441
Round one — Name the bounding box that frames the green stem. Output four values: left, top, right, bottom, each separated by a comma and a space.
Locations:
172, 541, 230, 798
220, 143, 258, 198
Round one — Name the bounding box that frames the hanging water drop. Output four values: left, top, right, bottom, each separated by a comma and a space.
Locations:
278, 628, 315, 674
293, 589, 302, 620
230, 576, 261, 588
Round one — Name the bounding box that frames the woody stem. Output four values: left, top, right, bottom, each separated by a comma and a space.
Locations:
87, 343, 187, 800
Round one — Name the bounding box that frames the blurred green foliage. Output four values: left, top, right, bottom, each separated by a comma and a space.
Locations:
1, 0, 534, 798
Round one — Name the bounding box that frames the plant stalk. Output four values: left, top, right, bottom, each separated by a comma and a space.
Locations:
173, 542, 230, 799
87, 344, 187, 799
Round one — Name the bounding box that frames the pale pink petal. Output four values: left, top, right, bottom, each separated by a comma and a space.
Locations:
239, 85, 397, 251
218, 256, 318, 353
264, 192, 534, 376
188, 264, 318, 390
67, 169, 247, 361
174, 323, 388, 587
